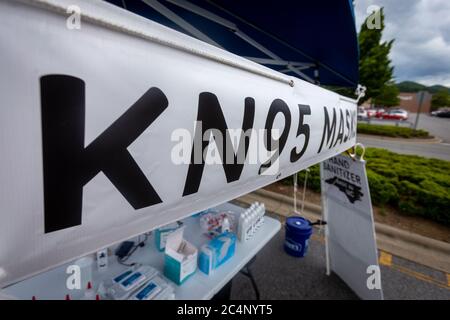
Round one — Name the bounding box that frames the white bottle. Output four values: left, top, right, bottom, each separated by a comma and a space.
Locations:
240, 211, 250, 241
251, 210, 258, 237
237, 213, 245, 241
258, 204, 264, 229
82, 281, 95, 300
221, 217, 231, 233
260, 203, 265, 227
96, 249, 108, 272
244, 216, 252, 241
255, 208, 261, 231
252, 207, 259, 231
257, 211, 263, 229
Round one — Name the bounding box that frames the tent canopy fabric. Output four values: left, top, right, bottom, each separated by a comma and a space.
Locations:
105, 0, 359, 87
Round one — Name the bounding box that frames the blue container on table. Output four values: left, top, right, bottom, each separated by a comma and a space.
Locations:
284, 216, 313, 257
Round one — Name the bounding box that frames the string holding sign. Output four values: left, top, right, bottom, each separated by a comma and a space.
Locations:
292, 168, 309, 216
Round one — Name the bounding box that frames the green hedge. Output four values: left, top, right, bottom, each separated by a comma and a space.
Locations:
283, 148, 450, 226
357, 123, 430, 138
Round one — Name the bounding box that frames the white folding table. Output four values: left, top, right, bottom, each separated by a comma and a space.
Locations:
3, 202, 281, 300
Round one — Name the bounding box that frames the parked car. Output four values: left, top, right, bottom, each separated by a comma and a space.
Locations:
357, 107, 368, 120
382, 109, 408, 120
436, 110, 450, 118
432, 108, 450, 116
375, 108, 385, 118
367, 108, 385, 118
366, 109, 377, 118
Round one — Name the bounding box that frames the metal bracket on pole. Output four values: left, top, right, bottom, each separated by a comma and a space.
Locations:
355, 84, 367, 103
347, 143, 366, 161
313, 64, 320, 85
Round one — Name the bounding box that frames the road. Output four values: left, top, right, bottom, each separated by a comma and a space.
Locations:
230, 216, 450, 300
409, 113, 450, 143
357, 113, 450, 161
357, 135, 450, 161
361, 113, 450, 142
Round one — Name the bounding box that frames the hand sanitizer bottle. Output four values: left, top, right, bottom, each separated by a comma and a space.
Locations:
260, 203, 265, 226
251, 210, 258, 237
82, 281, 95, 300
244, 216, 252, 241
237, 213, 245, 241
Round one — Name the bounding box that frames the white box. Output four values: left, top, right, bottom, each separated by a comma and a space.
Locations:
164, 228, 197, 285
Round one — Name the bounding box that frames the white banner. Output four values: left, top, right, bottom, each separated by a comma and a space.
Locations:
321, 154, 383, 300
0, 0, 356, 286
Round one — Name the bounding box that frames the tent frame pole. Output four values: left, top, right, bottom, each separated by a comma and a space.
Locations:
142, 0, 223, 48
145, 0, 317, 84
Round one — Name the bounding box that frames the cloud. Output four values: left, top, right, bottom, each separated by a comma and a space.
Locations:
353, 0, 450, 86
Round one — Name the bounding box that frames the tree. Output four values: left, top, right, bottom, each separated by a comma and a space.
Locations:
431, 90, 450, 111
331, 8, 396, 105
358, 8, 395, 105
372, 82, 400, 107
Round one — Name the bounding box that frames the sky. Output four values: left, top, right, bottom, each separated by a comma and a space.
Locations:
353, 0, 450, 87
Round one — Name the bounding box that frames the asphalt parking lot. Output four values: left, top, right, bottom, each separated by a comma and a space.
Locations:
230, 216, 450, 300
357, 113, 450, 161
359, 112, 450, 142
357, 135, 450, 161
409, 113, 450, 143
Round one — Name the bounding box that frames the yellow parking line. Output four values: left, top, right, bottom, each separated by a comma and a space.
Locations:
379, 251, 449, 290
391, 264, 449, 290
379, 251, 392, 266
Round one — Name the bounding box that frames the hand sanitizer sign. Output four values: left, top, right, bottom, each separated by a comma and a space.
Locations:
320, 153, 383, 300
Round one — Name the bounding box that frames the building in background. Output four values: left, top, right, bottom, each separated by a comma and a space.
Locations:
398, 92, 432, 113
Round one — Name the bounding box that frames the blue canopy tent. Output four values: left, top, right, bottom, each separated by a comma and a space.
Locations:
105, 0, 359, 87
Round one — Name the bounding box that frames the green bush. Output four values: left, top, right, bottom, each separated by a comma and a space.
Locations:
283, 148, 450, 226
366, 170, 398, 205
357, 123, 430, 138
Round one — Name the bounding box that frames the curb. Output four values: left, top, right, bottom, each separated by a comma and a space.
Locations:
250, 188, 450, 273
357, 133, 442, 144
254, 188, 322, 214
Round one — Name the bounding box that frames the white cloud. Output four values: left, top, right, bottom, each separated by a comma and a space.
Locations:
354, 0, 450, 86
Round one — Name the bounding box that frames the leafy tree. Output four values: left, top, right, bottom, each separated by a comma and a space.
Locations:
372, 82, 400, 107
358, 8, 395, 105
431, 90, 450, 111
332, 8, 396, 105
